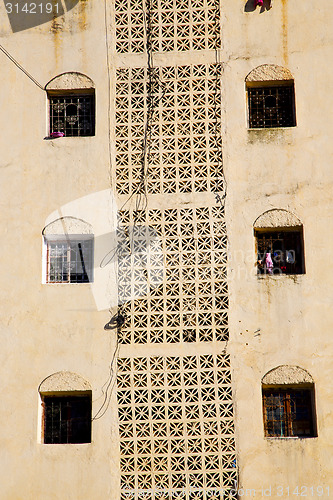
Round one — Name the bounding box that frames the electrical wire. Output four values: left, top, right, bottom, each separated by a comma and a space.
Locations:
92, 0, 121, 421
133, 0, 167, 218
0, 44, 44, 90
94, 0, 166, 419
92, 334, 120, 420
96, 0, 227, 420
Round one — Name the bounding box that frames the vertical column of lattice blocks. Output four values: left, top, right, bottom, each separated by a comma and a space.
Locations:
117, 206, 228, 344
115, 64, 223, 196
117, 354, 237, 500
115, 0, 220, 54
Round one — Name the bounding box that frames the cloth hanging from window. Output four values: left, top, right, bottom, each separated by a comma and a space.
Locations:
265, 252, 273, 274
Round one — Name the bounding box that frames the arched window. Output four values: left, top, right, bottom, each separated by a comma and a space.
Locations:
42, 217, 94, 283
262, 366, 317, 438
45, 72, 95, 137
39, 371, 92, 444
254, 209, 305, 275
245, 64, 296, 128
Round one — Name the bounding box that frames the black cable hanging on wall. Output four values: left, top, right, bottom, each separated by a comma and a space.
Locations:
0, 44, 44, 90
134, 0, 166, 220
95, 0, 164, 419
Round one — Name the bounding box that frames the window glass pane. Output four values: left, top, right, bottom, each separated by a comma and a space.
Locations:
49, 94, 95, 137
257, 230, 304, 275
44, 396, 91, 444
248, 85, 295, 128
290, 390, 313, 437
48, 242, 69, 282
264, 393, 286, 437
46, 238, 93, 283
263, 388, 315, 438
69, 240, 93, 283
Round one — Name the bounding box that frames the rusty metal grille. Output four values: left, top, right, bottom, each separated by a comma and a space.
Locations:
43, 395, 91, 444
49, 94, 95, 137
248, 85, 295, 128
46, 238, 93, 283
256, 230, 304, 275
263, 388, 315, 438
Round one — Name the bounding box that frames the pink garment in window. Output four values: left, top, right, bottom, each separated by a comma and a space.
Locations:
265, 253, 273, 274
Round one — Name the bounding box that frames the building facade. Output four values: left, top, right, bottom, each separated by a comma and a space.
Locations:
0, 0, 332, 498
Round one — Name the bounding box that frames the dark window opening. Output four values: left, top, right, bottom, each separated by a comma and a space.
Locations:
46, 237, 93, 283
248, 84, 296, 128
256, 229, 304, 275
43, 394, 92, 444
263, 387, 316, 438
49, 92, 95, 137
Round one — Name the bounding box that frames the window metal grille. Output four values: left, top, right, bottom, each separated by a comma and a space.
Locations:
49, 94, 95, 137
43, 395, 91, 444
248, 85, 296, 128
46, 238, 93, 283
263, 388, 315, 438
256, 230, 304, 275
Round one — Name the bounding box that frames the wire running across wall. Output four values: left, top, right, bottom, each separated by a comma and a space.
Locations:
113, 0, 238, 496
0, 44, 44, 89
99, 0, 228, 413
133, 0, 167, 218
95, 0, 167, 420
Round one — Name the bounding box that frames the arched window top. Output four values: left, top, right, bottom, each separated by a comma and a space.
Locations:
45, 72, 95, 91
39, 371, 92, 393
245, 64, 294, 83
254, 209, 302, 230
39, 372, 92, 444
262, 365, 314, 385
42, 217, 94, 283
42, 216, 93, 236
246, 66, 296, 129
262, 366, 316, 437
254, 210, 305, 275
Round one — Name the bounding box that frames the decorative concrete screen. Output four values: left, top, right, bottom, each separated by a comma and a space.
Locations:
115, 64, 223, 196
117, 354, 237, 500
117, 206, 228, 344
115, 0, 220, 54
114, 0, 236, 495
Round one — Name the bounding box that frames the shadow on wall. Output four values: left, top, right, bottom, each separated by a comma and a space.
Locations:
42, 227, 164, 311
3, 0, 80, 32
244, 0, 272, 13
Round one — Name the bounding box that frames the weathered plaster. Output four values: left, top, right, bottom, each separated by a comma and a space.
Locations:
45, 72, 95, 90
0, 0, 332, 497
254, 208, 302, 228
39, 371, 92, 392
43, 216, 93, 235
262, 365, 314, 385
245, 63, 293, 82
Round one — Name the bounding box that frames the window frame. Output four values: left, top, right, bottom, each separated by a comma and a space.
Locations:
41, 392, 92, 444
255, 226, 305, 276
48, 89, 95, 137
43, 234, 94, 284
262, 385, 317, 438
246, 80, 296, 129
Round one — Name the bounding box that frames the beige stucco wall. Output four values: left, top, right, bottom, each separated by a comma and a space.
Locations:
223, 0, 333, 492
0, 0, 332, 498
0, 3, 121, 499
